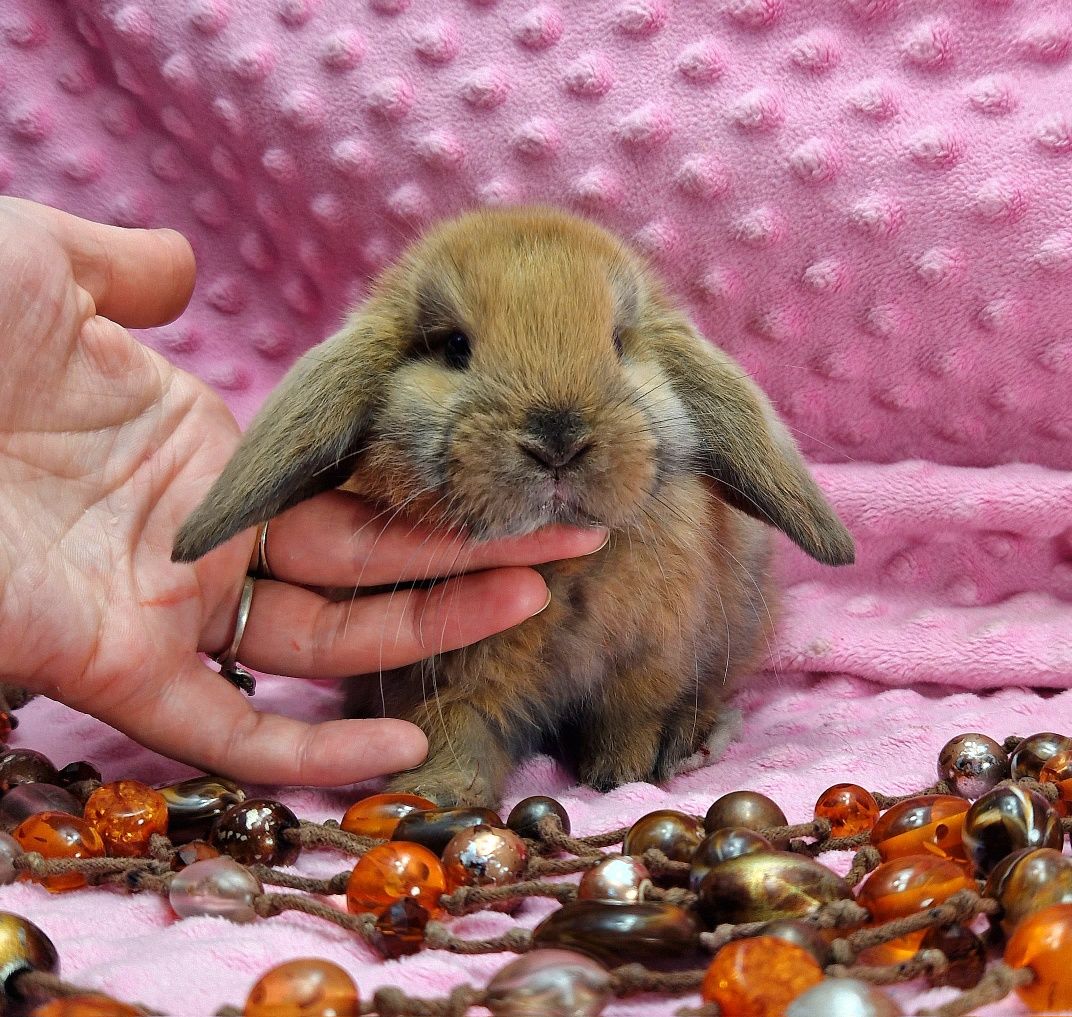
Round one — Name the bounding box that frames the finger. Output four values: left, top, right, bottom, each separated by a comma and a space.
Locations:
5, 197, 196, 328
260, 490, 609, 587
97, 658, 428, 786
223, 568, 550, 678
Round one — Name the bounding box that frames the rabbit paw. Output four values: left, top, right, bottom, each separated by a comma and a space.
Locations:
385, 770, 493, 809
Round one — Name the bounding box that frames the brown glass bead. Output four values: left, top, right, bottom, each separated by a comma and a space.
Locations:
938, 733, 1010, 799
157, 776, 246, 843
340, 792, 435, 839
0, 782, 81, 833
0, 749, 59, 793
702, 936, 824, 1015
963, 784, 1062, 875
985, 847, 1072, 938
870, 794, 970, 866
690, 828, 771, 893
346, 842, 448, 917
507, 796, 571, 841
30, 997, 141, 1017
243, 958, 359, 1017
1010, 733, 1068, 781
0, 911, 58, 991
622, 810, 704, 869
704, 791, 787, 841
442, 825, 527, 889
370, 897, 430, 959
57, 762, 102, 788
13, 811, 105, 892
171, 839, 221, 871
697, 851, 853, 926
83, 780, 169, 857
814, 783, 880, 837
759, 919, 833, 967
532, 900, 702, 970
921, 923, 986, 990
392, 806, 503, 855
1005, 903, 1072, 1012
210, 799, 301, 867
578, 856, 653, 904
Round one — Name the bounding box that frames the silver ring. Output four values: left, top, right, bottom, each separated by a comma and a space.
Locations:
255, 520, 273, 579
215, 575, 255, 673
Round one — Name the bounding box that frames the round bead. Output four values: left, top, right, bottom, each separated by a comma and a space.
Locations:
83, 780, 168, 857
168, 856, 262, 923
392, 806, 503, 855
787, 978, 903, 1017
171, 839, 220, 871
157, 776, 246, 843
855, 854, 977, 963
346, 842, 447, 917
0, 832, 22, 884
702, 936, 824, 1014
13, 811, 105, 892
243, 958, 359, 1017
1005, 903, 1072, 1012
622, 810, 704, 865
442, 825, 527, 889
370, 897, 430, 959
578, 856, 653, 904
507, 796, 570, 841
0, 912, 58, 992
0, 783, 82, 832
210, 799, 301, 866
485, 949, 611, 1017
29, 997, 141, 1017
705, 792, 787, 840
0, 749, 59, 792
341, 793, 435, 839
870, 794, 970, 865
690, 828, 771, 892
985, 847, 1072, 937
963, 785, 1063, 875
760, 919, 833, 967
1040, 746, 1072, 803
57, 761, 102, 787
920, 923, 986, 989
814, 784, 880, 836
1010, 733, 1068, 781
938, 733, 1010, 799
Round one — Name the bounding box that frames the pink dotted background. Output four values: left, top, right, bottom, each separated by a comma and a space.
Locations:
1, 0, 1071, 1012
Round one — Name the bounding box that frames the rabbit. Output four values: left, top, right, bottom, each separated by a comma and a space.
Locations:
173, 205, 854, 808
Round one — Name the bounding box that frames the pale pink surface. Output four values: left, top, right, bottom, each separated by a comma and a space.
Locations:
2, 0, 1072, 1012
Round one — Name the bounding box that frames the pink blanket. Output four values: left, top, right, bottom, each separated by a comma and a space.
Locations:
2, 0, 1071, 1011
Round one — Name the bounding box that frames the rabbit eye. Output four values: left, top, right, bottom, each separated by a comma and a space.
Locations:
613, 329, 624, 357
444, 330, 471, 370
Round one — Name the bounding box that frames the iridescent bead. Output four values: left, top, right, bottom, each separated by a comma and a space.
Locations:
786, 978, 903, 1017
702, 937, 824, 1015
485, 949, 611, 1017
870, 794, 970, 866
340, 793, 435, 839
578, 856, 653, 904
157, 776, 246, 843
168, 856, 262, 923
1005, 903, 1072, 1012
855, 854, 977, 964
985, 847, 1072, 937
392, 807, 503, 855
1010, 733, 1068, 781
83, 780, 168, 857
689, 828, 771, 893
209, 799, 301, 867
938, 733, 1010, 799
963, 785, 1062, 875
704, 792, 787, 842
0, 749, 59, 792
622, 810, 704, 865
0, 783, 81, 832
29, 998, 141, 1017
13, 812, 105, 892
814, 784, 880, 837
370, 898, 430, 959
0, 912, 58, 990
921, 923, 986, 989
506, 796, 571, 841
442, 825, 527, 890
243, 958, 359, 1017
171, 840, 221, 871
0, 832, 22, 885
346, 842, 447, 917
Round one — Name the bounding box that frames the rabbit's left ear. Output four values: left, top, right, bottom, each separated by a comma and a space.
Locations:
653, 314, 855, 567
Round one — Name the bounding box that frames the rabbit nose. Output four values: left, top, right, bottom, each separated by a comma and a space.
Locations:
519, 407, 593, 469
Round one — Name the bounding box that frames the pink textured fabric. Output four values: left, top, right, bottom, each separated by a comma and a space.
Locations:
1, 0, 1071, 1012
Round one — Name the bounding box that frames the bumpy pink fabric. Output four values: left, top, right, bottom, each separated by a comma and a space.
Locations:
1, 0, 1070, 1012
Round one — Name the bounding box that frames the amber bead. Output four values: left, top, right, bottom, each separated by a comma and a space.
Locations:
30, 998, 141, 1017
697, 851, 853, 926
1005, 903, 1072, 1012
704, 792, 787, 842
985, 847, 1072, 937
370, 897, 430, 959
210, 799, 301, 867
243, 958, 359, 1017
690, 828, 771, 893
442, 825, 527, 890
578, 856, 653, 904
814, 784, 880, 837
485, 949, 611, 1017
921, 923, 986, 990
1040, 746, 1072, 803
83, 780, 169, 857
392, 806, 503, 855
346, 842, 447, 917
0, 749, 59, 792
622, 810, 704, 865
855, 854, 977, 964
507, 796, 571, 841
340, 793, 435, 840
963, 785, 1062, 875
13, 811, 105, 892
938, 733, 1010, 799
870, 794, 970, 865
0, 911, 58, 990
171, 839, 221, 871
702, 936, 824, 1015
157, 776, 246, 843
1010, 733, 1068, 781
0, 783, 81, 833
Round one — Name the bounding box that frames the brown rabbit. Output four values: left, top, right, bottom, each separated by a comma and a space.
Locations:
173, 206, 854, 807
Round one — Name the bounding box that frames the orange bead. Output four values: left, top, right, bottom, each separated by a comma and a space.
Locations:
30, 996, 141, 1017
340, 793, 435, 840
1039, 749, 1072, 805
814, 783, 880, 837
701, 936, 823, 1016
855, 854, 977, 964
83, 780, 169, 857
1005, 903, 1072, 1012
870, 795, 970, 866
244, 958, 359, 1017
14, 811, 105, 892
346, 842, 447, 918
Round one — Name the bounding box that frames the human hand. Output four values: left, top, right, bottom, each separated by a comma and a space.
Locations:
0, 197, 607, 785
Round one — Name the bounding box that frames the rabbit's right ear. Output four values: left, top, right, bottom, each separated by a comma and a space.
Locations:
171, 320, 395, 564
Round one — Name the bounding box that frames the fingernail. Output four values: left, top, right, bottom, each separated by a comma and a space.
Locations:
583, 527, 611, 555
532, 587, 553, 616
